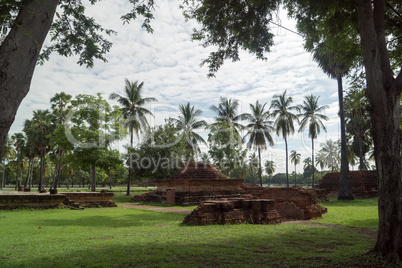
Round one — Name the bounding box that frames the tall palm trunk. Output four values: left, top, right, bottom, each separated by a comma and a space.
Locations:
38, 149, 45, 191
126, 128, 133, 196
294, 162, 297, 186
285, 136, 289, 187
337, 75, 354, 200
24, 159, 32, 188
1, 160, 5, 189
357, 136, 365, 170
311, 137, 315, 188
52, 150, 63, 190
258, 147, 262, 187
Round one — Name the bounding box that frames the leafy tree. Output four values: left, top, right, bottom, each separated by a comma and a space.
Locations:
0, 1, 155, 165
68, 93, 126, 191
207, 121, 246, 176
171, 102, 208, 160
130, 120, 190, 181
297, 94, 329, 187
289, 150, 301, 186
109, 78, 157, 195
243, 101, 275, 187
270, 90, 299, 187
183, 1, 402, 257
210, 97, 245, 135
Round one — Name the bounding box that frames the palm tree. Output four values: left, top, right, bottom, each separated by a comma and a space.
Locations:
297, 94, 329, 187
320, 139, 340, 172
315, 151, 326, 172
109, 78, 157, 196
270, 90, 299, 187
1, 135, 15, 189
24, 110, 55, 191
50, 92, 72, 191
243, 101, 275, 187
303, 157, 312, 187
11, 132, 26, 189
289, 150, 301, 186
210, 97, 245, 134
312, 43, 353, 200
264, 160, 275, 187
171, 102, 208, 159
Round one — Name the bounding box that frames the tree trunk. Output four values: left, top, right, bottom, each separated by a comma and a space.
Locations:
311, 137, 315, 188
337, 75, 354, 200
285, 137, 289, 187
24, 159, 32, 188
258, 147, 262, 187
0, 1, 58, 163
38, 149, 45, 191
1, 160, 5, 189
356, 0, 401, 260
127, 129, 134, 196
91, 164, 96, 192
294, 163, 297, 186
357, 136, 365, 170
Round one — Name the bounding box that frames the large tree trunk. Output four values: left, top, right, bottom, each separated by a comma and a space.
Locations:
337, 75, 354, 200
356, 0, 402, 260
38, 149, 45, 191
0, 1, 58, 162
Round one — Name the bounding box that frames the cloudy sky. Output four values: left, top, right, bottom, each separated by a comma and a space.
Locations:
10, 0, 344, 173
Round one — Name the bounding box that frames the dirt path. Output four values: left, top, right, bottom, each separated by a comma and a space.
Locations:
118, 204, 192, 214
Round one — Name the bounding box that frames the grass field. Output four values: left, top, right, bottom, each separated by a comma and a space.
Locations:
0, 197, 396, 267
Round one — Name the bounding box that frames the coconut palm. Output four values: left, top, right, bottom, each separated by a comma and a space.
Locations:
270, 90, 299, 187
243, 101, 275, 187
210, 97, 245, 134
315, 151, 326, 172
264, 160, 275, 187
1, 135, 15, 189
109, 78, 157, 195
319, 139, 340, 172
312, 43, 353, 199
289, 150, 301, 186
171, 102, 208, 159
297, 94, 329, 187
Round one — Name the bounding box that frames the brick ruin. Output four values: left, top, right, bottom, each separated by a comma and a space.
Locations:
319, 171, 378, 198
61, 191, 117, 208
257, 187, 327, 220
131, 162, 245, 205
183, 186, 327, 225
183, 198, 282, 225
0, 191, 117, 210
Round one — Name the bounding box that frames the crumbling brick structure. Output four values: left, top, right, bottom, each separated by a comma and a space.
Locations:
131, 162, 245, 205
257, 187, 327, 220
61, 191, 117, 208
319, 171, 378, 198
183, 198, 282, 225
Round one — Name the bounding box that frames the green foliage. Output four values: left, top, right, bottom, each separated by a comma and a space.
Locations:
130, 120, 190, 181
181, 0, 279, 77
207, 121, 246, 176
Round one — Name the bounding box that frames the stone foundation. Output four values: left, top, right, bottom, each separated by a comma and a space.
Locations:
0, 193, 66, 209
257, 187, 327, 220
183, 198, 282, 225
60, 191, 117, 208
319, 171, 378, 198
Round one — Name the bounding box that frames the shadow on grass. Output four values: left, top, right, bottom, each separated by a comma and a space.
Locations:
34, 210, 183, 228
17, 224, 387, 268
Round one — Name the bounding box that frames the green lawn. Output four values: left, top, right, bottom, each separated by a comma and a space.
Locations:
0, 197, 395, 267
